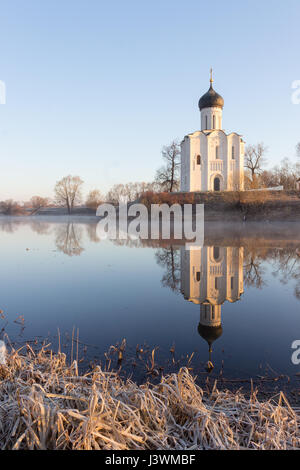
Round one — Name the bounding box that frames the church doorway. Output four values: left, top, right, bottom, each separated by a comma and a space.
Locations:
214, 177, 221, 191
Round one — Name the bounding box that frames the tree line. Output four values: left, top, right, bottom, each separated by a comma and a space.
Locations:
1, 139, 299, 215
245, 142, 300, 190
0, 140, 181, 215
0, 178, 164, 215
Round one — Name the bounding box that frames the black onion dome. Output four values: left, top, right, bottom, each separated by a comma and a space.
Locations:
197, 323, 223, 346
198, 84, 224, 111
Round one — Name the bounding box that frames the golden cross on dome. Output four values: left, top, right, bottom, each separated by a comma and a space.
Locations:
210, 68, 214, 84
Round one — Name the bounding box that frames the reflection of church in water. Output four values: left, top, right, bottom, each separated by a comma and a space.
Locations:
181, 246, 244, 363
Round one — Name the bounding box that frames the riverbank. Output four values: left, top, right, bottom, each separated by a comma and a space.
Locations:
2, 190, 300, 222
0, 345, 299, 450
139, 190, 300, 221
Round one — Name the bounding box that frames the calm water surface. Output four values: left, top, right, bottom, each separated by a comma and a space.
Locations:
1, 217, 300, 391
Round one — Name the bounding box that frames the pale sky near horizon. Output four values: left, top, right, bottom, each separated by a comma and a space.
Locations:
0, 0, 299, 201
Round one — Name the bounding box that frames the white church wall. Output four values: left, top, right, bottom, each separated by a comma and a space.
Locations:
227, 133, 240, 190
189, 133, 201, 192
207, 131, 227, 191
201, 107, 223, 131
181, 130, 244, 192
200, 134, 208, 191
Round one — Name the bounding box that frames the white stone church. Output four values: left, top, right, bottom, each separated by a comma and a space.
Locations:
180, 71, 245, 192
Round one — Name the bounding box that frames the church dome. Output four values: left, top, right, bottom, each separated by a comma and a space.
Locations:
197, 323, 223, 346
198, 70, 224, 111
198, 84, 224, 111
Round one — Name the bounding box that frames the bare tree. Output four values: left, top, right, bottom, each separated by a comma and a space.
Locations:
85, 189, 103, 210
0, 200, 24, 215
244, 143, 267, 187
106, 183, 130, 204
259, 170, 277, 189
30, 196, 49, 210
257, 157, 300, 190
155, 140, 180, 192
296, 142, 300, 159
105, 181, 159, 204
54, 175, 83, 214
272, 158, 300, 190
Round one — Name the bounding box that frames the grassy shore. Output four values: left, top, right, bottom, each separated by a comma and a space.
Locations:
0, 345, 299, 450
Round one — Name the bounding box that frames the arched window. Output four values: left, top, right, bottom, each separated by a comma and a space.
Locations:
205, 305, 209, 319
232, 146, 235, 159
196, 272, 201, 282
216, 145, 219, 159
213, 246, 220, 261
214, 177, 221, 191
213, 115, 216, 129
197, 155, 201, 165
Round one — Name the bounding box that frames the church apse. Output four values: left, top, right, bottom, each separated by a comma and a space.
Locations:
180, 245, 244, 367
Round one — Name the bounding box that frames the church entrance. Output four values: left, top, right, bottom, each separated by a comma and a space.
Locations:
214, 177, 221, 191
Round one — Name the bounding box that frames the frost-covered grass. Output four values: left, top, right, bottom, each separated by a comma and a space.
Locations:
0, 345, 299, 450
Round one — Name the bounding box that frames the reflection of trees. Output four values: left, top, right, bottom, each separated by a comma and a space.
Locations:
112, 237, 144, 248
155, 246, 180, 292
55, 223, 84, 256
154, 243, 300, 301
295, 284, 300, 300
244, 252, 266, 289
0, 221, 19, 233
29, 221, 51, 235
270, 248, 300, 300
243, 245, 300, 300
85, 224, 100, 243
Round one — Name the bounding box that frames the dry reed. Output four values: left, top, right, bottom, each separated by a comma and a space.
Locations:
0, 345, 299, 450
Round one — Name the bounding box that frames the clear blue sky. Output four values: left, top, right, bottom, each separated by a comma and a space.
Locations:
0, 0, 299, 200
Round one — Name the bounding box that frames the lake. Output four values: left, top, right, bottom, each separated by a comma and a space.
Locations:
1, 217, 300, 395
